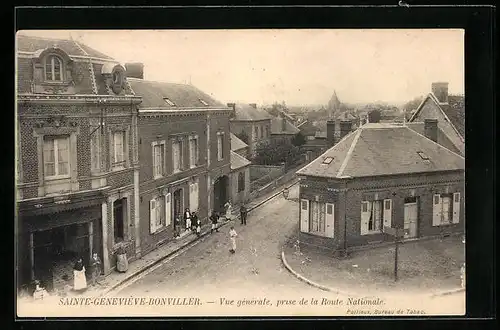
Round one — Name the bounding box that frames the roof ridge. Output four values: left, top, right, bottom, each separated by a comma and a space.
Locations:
406, 127, 465, 160
336, 128, 363, 178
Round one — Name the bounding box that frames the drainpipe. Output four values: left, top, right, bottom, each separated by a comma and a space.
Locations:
338, 175, 352, 258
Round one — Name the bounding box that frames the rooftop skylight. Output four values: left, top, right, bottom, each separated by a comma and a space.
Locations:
416, 151, 429, 160
322, 157, 334, 164
199, 99, 209, 106
163, 97, 176, 106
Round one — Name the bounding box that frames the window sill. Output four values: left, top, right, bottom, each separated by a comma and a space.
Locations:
153, 175, 164, 180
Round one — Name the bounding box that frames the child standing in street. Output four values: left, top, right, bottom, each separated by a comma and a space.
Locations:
192, 211, 201, 237
210, 211, 219, 234
229, 226, 238, 254
174, 216, 181, 238
90, 252, 101, 286
184, 208, 192, 232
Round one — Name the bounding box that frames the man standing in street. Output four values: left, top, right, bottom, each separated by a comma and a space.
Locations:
210, 211, 219, 234
240, 204, 248, 225
229, 226, 238, 254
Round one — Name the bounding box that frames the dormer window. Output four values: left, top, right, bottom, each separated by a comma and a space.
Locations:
416, 151, 429, 160
45, 55, 63, 81
163, 98, 176, 106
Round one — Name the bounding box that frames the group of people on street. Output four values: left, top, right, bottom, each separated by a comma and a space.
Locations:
174, 208, 201, 238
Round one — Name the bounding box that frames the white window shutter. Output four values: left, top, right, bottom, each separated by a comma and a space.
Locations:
300, 199, 310, 233
383, 199, 392, 228
452, 192, 460, 224
150, 199, 157, 233
432, 194, 442, 226
360, 201, 370, 235
189, 182, 199, 212
325, 203, 335, 238
165, 193, 172, 226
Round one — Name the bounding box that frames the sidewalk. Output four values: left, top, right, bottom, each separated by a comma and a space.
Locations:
281, 232, 465, 298
78, 176, 301, 297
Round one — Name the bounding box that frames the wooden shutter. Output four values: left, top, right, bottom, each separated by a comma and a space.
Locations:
149, 199, 157, 233
432, 194, 442, 226
300, 199, 310, 233
325, 203, 335, 238
452, 192, 460, 224
383, 199, 392, 228
189, 182, 199, 212
109, 132, 115, 164
165, 193, 171, 226
360, 201, 370, 235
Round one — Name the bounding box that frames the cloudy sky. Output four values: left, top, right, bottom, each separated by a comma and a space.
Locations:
18, 29, 464, 106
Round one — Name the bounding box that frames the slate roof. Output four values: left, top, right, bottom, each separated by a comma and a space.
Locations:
296, 123, 464, 178
297, 120, 318, 136
270, 117, 300, 135
128, 78, 224, 108
16, 35, 115, 60
230, 133, 248, 151
406, 122, 462, 155
230, 151, 251, 170
410, 93, 465, 139
232, 104, 273, 121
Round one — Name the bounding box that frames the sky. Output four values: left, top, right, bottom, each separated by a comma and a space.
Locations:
17, 29, 464, 106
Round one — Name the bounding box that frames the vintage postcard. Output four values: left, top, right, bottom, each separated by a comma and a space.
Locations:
15, 29, 465, 317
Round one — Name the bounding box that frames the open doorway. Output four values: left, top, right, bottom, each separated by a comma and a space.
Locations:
213, 175, 229, 214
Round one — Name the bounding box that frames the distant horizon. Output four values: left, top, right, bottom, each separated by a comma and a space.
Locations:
17, 29, 464, 106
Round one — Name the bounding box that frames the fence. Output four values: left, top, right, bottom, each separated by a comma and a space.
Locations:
249, 164, 286, 191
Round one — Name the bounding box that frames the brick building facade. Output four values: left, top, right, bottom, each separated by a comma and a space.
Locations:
128, 76, 232, 256
296, 122, 465, 255
16, 35, 141, 292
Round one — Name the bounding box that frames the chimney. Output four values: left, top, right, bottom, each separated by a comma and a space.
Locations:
424, 119, 438, 142
249, 103, 257, 109
125, 63, 144, 79
431, 82, 449, 104
227, 103, 236, 119
339, 120, 353, 140
281, 113, 287, 132
326, 120, 336, 147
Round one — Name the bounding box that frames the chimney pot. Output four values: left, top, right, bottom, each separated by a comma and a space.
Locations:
431, 82, 449, 104
125, 63, 144, 79
424, 118, 438, 142
339, 120, 353, 139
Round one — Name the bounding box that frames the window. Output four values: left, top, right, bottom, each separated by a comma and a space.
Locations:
322, 157, 333, 164
217, 133, 224, 161
152, 141, 165, 178
238, 172, 245, 192
254, 126, 258, 140
259, 126, 263, 138
163, 98, 176, 106
43, 136, 70, 178
150, 196, 165, 233
302, 201, 308, 210
199, 99, 209, 106
45, 55, 63, 81
361, 200, 387, 235
326, 204, 333, 214
310, 201, 326, 234
189, 136, 199, 168
112, 131, 126, 165
173, 139, 183, 172
113, 198, 126, 243
433, 193, 453, 225
90, 132, 101, 172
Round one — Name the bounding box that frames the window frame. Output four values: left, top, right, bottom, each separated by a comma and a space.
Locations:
44, 55, 64, 82
152, 140, 166, 179
172, 138, 184, 173
217, 132, 224, 161
43, 135, 70, 180
189, 135, 199, 168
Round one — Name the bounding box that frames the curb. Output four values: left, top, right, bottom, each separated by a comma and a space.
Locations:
280, 249, 352, 296
281, 247, 464, 299
102, 177, 300, 296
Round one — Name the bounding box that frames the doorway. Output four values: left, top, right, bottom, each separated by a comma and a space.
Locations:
213, 175, 229, 214
173, 188, 184, 221
404, 197, 418, 239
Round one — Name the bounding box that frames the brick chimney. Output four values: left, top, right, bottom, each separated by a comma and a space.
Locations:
125, 63, 144, 79
326, 120, 336, 147
431, 82, 449, 104
227, 103, 236, 119
249, 103, 257, 109
424, 118, 438, 142
339, 120, 353, 140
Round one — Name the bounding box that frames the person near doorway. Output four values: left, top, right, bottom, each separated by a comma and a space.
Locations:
240, 204, 248, 225
229, 226, 238, 254
184, 208, 192, 232
73, 256, 87, 293
174, 216, 181, 238
192, 212, 201, 237
90, 252, 102, 286
224, 201, 233, 221
210, 211, 219, 234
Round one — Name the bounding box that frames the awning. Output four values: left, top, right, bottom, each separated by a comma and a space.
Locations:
22, 207, 101, 232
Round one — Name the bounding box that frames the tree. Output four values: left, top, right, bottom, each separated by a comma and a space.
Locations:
291, 132, 306, 147
402, 96, 424, 120
236, 131, 249, 144
368, 109, 381, 123
253, 139, 302, 166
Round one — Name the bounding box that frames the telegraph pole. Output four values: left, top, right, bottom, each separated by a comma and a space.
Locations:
394, 228, 399, 282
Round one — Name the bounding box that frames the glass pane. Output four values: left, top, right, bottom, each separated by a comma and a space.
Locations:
327, 204, 333, 214
58, 161, 69, 175
45, 163, 55, 177
385, 200, 391, 209
301, 201, 307, 210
